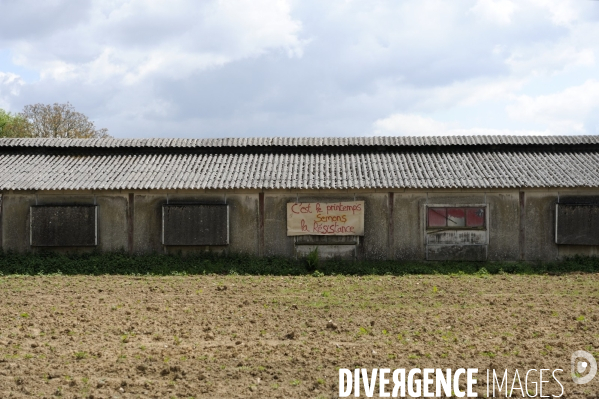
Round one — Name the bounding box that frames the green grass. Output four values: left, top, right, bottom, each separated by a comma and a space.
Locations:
0, 251, 598, 276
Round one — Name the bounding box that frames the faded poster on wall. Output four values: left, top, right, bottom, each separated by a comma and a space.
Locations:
287, 201, 364, 236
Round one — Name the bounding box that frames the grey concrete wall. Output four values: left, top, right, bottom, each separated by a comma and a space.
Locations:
523, 191, 559, 261
227, 194, 259, 255
2, 189, 599, 260
487, 192, 519, 261
355, 193, 389, 260
393, 193, 426, 260
263, 193, 296, 257
2, 193, 36, 252
96, 195, 128, 252
132, 194, 164, 253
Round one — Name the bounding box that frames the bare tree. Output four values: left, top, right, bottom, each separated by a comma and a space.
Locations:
18, 102, 110, 138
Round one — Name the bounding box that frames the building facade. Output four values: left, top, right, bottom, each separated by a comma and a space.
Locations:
1, 136, 599, 261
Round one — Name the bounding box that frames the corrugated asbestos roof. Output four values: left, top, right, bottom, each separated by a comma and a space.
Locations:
1, 136, 599, 190
2, 135, 599, 148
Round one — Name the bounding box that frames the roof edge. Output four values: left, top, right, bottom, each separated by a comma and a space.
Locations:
1, 135, 598, 149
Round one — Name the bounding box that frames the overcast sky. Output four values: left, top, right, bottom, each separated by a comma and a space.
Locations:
0, 0, 598, 138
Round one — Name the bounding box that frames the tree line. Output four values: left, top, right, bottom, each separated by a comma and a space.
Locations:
0, 102, 109, 139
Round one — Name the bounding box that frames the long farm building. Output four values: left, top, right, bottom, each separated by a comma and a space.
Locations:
1, 136, 599, 261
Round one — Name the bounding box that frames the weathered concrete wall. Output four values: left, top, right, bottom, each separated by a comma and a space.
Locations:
523, 191, 559, 261
393, 193, 426, 260
227, 194, 259, 255
2, 193, 36, 252
96, 195, 128, 252
132, 194, 164, 253
2, 189, 599, 260
355, 193, 389, 260
263, 194, 296, 257
487, 192, 519, 261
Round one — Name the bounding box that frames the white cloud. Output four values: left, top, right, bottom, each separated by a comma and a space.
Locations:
372, 113, 548, 136
469, 0, 517, 25
505, 26, 597, 76
373, 114, 447, 136
506, 80, 599, 134
0, 0, 598, 138
8, 0, 305, 85
0, 72, 24, 109
528, 0, 580, 27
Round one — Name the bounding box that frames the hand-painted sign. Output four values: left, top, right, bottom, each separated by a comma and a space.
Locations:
287, 201, 364, 236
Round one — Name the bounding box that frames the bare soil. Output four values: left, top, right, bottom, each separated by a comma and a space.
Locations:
0, 273, 598, 398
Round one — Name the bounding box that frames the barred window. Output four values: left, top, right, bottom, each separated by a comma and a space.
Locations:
30, 205, 97, 246
162, 204, 229, 246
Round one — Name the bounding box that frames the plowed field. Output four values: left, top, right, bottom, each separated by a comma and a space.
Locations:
0, 273, 598, 398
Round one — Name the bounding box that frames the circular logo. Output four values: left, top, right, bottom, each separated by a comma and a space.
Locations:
571, 350, 597, 384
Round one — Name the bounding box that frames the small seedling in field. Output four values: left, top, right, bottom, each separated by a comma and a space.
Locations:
174, 336, 181, 345
357, 326, 371, 337
74, 351, 87, 360
20, 312, 29, 318
290, 379, 301, 386
322, 291, 331, 298
576, 315, 586, 322
432, 286, 438, 294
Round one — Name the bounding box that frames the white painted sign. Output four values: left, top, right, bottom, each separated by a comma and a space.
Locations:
287, 201, 364, 236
